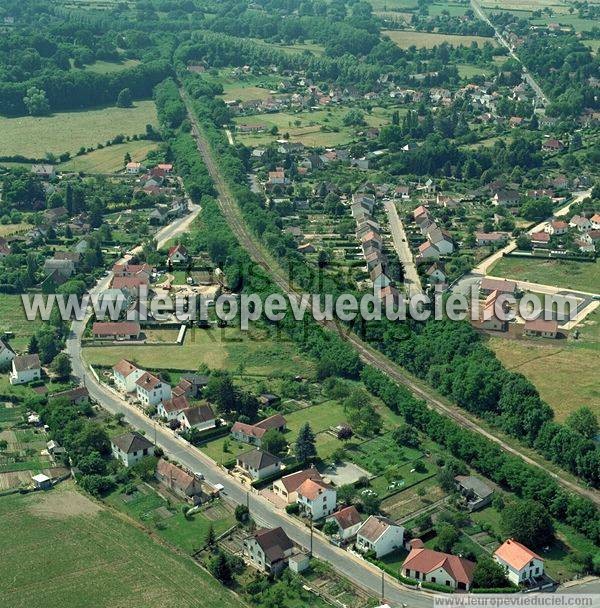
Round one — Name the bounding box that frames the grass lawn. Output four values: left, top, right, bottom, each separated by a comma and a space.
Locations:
383, 30, 497, 49
457, 63, 492, 78
0, 484, 245, 608
60, 140, 158, 173
106, 484, 235, 554
82, 59, 141, 74
0, 101, 158, 158
233, 106, 395, 147
348, 434, 424, 476
83, 325, 315, 376
369, 0, 418, 9
284, 401, 347, 435
489, 257, 600, 293
487, 335, 600, 420
0, 294, 44, 352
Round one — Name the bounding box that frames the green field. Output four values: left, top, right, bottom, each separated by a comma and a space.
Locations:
60, 140, 158, 173
82, 59, 141, 74
383, 29, 497, 49
457, 63, 493, 78
83, 325, 316, 376
0, 294, 44, 352
0, 101, 158, 158
233, 106, 395, 147
489, 257, 600, 293
0, 484, 244, 608
488, 332, 600, 421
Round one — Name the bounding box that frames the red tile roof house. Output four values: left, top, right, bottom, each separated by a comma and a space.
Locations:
494, 538, 544, 586
231, 414, 287, 447
356, 515, 404, 558
112, 359, 145, 393
480, 278, 517, 296
530, 231, 550, 247
272, 467, 323, 504
135, 371, 171, 407
244, 527, 295, 575
523, 318, 559, 339
401, 539, 475, 590
296, 478, 337, 520
92, 321, 141, 341
156, 459, 205, 504
167, 244, 188, 264
157, 394, 190, 421
325, 505, 362, 541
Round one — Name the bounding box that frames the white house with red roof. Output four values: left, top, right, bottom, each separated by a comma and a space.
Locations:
494, 538, 544, 585
591, 214, 600, 230
356, 515, 404, 558
325, 505, 362, 540
231, 414, 287, 447
167, 244, 188, 264
296, 478, 336, 520
157, 394, 190, 420
112, 359, 145, 393
135, 371, 171, 407
272, 467, 323, 504
402, 539, 475, 590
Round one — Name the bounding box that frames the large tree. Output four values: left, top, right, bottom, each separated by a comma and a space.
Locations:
261, 429, 288, 457
501, 500, 554, 548
565, 406, 598, 440
295, 422, 316, 463
472, 556, 511, 589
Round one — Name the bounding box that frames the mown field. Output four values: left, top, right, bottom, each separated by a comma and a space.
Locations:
60, 140, 158, 173
0, 101, 158, 158
489, 257, 600, 293
0, 484, 244, 608
383, 29, 497, 49
81, 59, 141, 74
488, 331, 600, 421
233, 106, 397, 147
83, 325, 317, 376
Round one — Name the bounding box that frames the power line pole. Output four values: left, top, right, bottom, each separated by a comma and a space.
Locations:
381, 572, 384, 602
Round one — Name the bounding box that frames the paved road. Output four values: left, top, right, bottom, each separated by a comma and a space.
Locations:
384, 198, 423, 297
470, 0, 549, 106
179, 87, 600, 509
66, 305, 432, 608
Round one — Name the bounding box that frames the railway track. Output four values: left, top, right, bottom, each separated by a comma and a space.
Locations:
180, 87, 600, 508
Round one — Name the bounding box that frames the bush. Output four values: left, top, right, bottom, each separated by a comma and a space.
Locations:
421, 581, 454, 593
286, 503, 300, 515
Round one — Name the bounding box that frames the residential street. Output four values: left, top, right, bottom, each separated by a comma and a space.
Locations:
66, 312, 433, 608
384, 198, 423, 297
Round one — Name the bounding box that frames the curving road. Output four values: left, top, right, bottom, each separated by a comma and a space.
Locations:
66, 286, 432, 608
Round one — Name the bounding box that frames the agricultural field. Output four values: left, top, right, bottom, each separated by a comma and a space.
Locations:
233, 106, 396, 147
488, 257, 600, 293
60, 140, 158, 174
383, 29, 497, 49
368, 0, 418, 10
381, 478, 446, 520
83, 325, 317, 376
0, 294, 44, 352
0, 484, 244, 608
0, 101, 158, 158
0, 222, 30, 238
488, 331, 600, 421
457, 63, 493, 78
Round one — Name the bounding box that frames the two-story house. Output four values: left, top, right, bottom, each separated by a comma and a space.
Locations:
112, 359, 145, 393
135, 372, 171, 407
356, 515, 404, 558
9, 354, 41, 385
494, 539, 545, 586
296, 478, 336, 520
244, 527, 294, 575
111, 432, 154, 467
